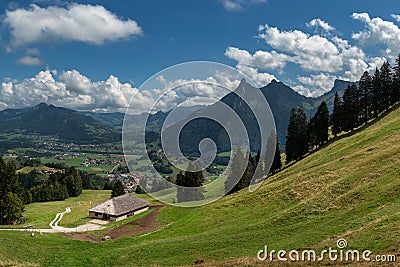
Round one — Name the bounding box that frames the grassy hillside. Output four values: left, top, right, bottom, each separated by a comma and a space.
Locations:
0, 107, 399, 266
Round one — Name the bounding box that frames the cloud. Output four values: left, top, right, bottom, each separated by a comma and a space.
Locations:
258, 24, 343, 72
221, 17, 393, 97
307, 18, 335, 32
17, 56, 43, 66
0, 69, 244, 113
256, 22, 384, 82
297, 73, 337, 97
225, 47, 291, 70
392, 14, 400, 23
236, 64, 277, 87
26, 48, 41, 55
221, 0, 267, 11
4, 3, 143, 47
352, 13, 400, 59
0, 70, 153, 113
221, 0, 242, 11
292, 85, 312, 97
150, 73, 242, 110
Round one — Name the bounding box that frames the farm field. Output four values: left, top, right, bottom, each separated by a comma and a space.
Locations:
0, 106, 399, 266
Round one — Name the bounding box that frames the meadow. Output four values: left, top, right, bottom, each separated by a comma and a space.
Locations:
0, 106, 399, 266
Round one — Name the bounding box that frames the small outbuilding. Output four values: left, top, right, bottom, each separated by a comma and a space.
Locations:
89, 194, 149, 222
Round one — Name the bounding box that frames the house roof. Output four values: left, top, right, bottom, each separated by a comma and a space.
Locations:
89, 194, 149, 217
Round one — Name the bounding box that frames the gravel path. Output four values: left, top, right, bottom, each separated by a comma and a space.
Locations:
0, 207, 105, 233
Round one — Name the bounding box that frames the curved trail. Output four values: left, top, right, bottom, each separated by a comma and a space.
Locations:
0, 207, 105, 233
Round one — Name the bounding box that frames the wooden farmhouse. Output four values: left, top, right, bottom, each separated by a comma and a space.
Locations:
89, 194, 149, 222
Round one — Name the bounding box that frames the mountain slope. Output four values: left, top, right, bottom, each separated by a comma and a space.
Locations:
1, 105, 399, 266
0, 103, 120, 143
82, 105, 205, 132
172, 79, 353, 152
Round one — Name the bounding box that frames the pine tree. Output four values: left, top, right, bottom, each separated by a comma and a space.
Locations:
263, 132, 276, 176
285, 108, 309, 163
359, 71, 373, 123
176, 162, 204, 202
253, 150, 263, 179
380, 61, 393, 108
0, 157, 24, 225
393, 54, 400, 103
111, 180, 125, 198
176, 171, 186, 203
254, 150, 261, 166
342, 84, 361, 131
269, 137, 282, 174
65, 167, 82, 197
224, 146, 247, 195
331, 92, 343, 137
311, 101, 329, 147
184, 162, 205, 202
231, 152, 254, 193
372, 68, 382, 117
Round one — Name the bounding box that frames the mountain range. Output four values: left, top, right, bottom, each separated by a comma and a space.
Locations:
0, 79, 353, 148
0, 103, 120, 144
163, 79, 353, 154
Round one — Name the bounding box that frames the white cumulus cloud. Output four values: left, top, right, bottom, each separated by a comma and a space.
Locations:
391, 14, 400, 23
307, 18, 335, 32
221, 0, 267, 11
297, 73, 338, 97
352, 13, 400, 59
17, 56, 43, 66
258, 24, 343, 72
4, 3, 143, 47
225, 47, 291, 70
236, 64, 277, 87
221, 0, 242, 11
0, 70, 153, 113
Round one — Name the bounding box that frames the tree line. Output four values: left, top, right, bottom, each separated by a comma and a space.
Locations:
286, 57, 400, 163
224, 139, 282, 195
0, 157, 24, 225
176, 162, 205, 202
26, 167, 83, 203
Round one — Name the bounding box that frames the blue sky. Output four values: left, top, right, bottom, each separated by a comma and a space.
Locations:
0, 0, 399, 112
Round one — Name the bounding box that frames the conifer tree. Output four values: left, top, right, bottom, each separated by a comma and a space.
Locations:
342, 84, 360, 131
111, 180, 125, 198
175, 171, 185, 202
372, 68, 382, 117
269, 137, 282, 174
253, 150, 262, 179
176, 162, 204, 202
224, 146, 248, 195
184, 162, 205, 201
332, 92, 343, 137
314, 101, 329, 146
380, 61, 393, 108
0, 157, 24, 225
285, 108, 309, 163
309, 101, 329, 147
393, 54, 400, 103
359, 71, 373, 123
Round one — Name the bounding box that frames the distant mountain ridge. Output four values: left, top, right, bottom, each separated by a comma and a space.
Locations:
0, 103, 120, 144
168, 79, 353, 152
0, 79, 353, 147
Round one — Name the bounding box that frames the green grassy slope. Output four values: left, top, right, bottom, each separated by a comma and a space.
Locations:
1, 107, 400, 266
